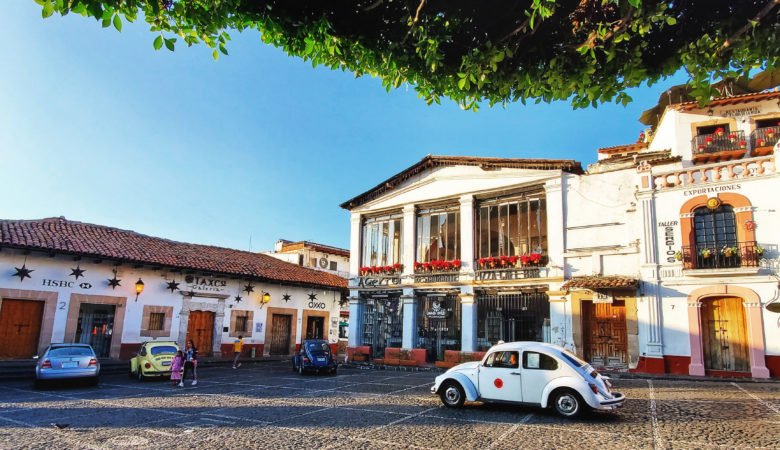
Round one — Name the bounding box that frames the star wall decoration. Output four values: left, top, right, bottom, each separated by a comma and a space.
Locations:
282, 294, 291, 302
308, 292, 317, 301
234, 295, 243, 303
69, 265, 86, 280
13, 264, 34, 282
166, 280, 180, 293
243, 283, 255, 294
107, 269, 121, 289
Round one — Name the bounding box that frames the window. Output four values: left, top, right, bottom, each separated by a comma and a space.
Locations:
235, 315, 249, 333
523, 351, 558, 370
697, 124, 730, 136
361, 213, 403, 267
329, 261, 338, 271
477, 195, 547, 258
416, 206, 460, 262
148, 313, 165, 331
310, 258, 317, 267
485, 351, 519, 368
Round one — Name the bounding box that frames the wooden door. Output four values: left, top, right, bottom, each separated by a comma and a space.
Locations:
583, 300, 628, 367
701, 297, 749, 372
0, 299, 44, 359
268, 314, 292, 355
187, 311, 215, 356
306, 316, 324, 340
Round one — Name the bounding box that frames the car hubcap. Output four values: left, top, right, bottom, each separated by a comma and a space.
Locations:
557, 394, 576, 414
445, 387, 460, 404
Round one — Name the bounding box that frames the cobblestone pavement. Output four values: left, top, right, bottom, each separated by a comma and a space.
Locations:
0, 362, 778, 449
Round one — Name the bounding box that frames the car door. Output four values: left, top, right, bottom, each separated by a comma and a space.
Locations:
519, 351, 561, 405
477, 351, 522, 402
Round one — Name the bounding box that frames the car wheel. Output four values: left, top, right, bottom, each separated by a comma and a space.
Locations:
552, 389, 585, 418
439, 381, 465, 408
137, 369, 145, 382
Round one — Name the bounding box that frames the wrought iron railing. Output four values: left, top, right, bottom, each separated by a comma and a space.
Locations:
691, 130, 746, 156
474, 266, 549, 281
681, 241, 761, 270
750, 126, 779, 150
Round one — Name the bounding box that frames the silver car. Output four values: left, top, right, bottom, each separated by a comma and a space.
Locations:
34, 344, 100, 388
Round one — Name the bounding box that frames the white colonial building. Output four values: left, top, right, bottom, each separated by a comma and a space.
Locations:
0, 217, 346, 360
344, 89, 780, 378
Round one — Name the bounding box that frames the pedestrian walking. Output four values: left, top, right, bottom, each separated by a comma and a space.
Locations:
182, 339, 198, 386
232, 336, 243, 369
171, 350, 184, 387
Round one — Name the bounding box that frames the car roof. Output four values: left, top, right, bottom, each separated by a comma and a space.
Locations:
50, 343, 92, 348
144, 341, 178, 345
487, 341, 564, 354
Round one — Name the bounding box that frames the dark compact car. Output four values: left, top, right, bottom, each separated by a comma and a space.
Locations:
34, 343, 100, 388
292, 340, 338, 375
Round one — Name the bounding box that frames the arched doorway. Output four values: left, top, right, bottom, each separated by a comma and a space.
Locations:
700, 297, 749, 372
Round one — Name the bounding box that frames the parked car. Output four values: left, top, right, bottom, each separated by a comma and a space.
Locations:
129, 341, 179, 381
431, 342, 624, 418
34, 344, 100, 388
292, 339, 337, 375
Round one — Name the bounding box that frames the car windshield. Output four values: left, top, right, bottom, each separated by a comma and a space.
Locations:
150, 346, 177, 356
305, 342, 330, 356
561, 349, 588, 368
48, 347, 93, 357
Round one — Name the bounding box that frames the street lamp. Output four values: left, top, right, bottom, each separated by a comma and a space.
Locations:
260, 292, 271, 308
134, 278, 145, 302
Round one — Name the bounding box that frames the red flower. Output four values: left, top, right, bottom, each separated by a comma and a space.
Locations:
758, 139, 766, 146
715, 127, 724, 135
393, 263, 403, 271
728, 133, 736, 140
508, 255, 519, 265
739, 140, 747, 147
384, 265, 393, 273
705, 136, 714, 143
529, 253, 542, 264
520, 255, 530, 265
422, 262, 430, 270
452, 259, 461, 268
414, 261, 421, 271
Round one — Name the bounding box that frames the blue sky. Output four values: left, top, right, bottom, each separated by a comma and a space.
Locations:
0, 1, 686, 251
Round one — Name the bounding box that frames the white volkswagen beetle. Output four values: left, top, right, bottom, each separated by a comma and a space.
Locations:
431, 342, 624, 418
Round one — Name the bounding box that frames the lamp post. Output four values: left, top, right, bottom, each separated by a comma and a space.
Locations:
134, 278, 145, 302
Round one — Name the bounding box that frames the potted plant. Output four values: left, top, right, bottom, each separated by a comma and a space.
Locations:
674, 251, 683, 261
715, 127, 724, 136
697, 144, 705, 151
705, 136, 714, 146
700, 248, 712, 259
529, 252, 543, 265
728, 132, 737, 142
755, 246, 764, 257
739, 140, 747, 149
721, 246, 738, 258
768, 129, 776, 139
757, 138, 766, 147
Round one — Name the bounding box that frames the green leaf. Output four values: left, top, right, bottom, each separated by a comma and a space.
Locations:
213, 49, 219, 60
153, 35, 163, 50
164, 38, 175, 51
666, 17, 677, 26
113, 14, 122, 32
219, 44, 228, 56
41, 2, 54, 18
102, 16, 111, 28
304, 38, 315, 55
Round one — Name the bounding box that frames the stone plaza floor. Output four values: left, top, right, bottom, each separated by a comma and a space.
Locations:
0, 361, 778, 449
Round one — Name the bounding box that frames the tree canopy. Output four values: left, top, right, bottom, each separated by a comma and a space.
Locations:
36, 0, 780, 110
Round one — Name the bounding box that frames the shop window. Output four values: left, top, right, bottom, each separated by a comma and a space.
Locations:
416, 206, 460, 262
361, 213, 403, 267
148, 313, 165, 331
235, 315, 249, 333
360, 296, 403, 357
477, 194, 547, 259
329, 261, 338, 271
476, 292, 550, 351
230, 310, 254, 337
522, 351, 558, 370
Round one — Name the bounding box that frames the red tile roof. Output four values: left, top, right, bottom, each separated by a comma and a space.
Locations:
674, 90, 780, 112
562, 276, 638, 290
0, 218, 347, 290
597, 142, 648, 155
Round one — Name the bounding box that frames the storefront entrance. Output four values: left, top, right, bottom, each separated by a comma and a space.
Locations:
476, 292, 549, 351
360, 295, 402, 358
75, 303, 116, 358
583, 300, 628, 368
0, 299, 44, 359
268, 314, 292, 355
417, 294, 461, 362
306, 316, 325, 339
701, 297, 749, 373
186, 310, 215, 357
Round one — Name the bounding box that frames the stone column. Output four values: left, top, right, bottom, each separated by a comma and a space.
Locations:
349, 213, 362, 278
544, 177, 565, 278
402, 290, 416, 349
177, 294, 192, 348
687, 301, 705, 376
459, 292, 476, 352
743, 302, 770, 379
347, 297, 361, 348
459, 195, 475, 273
638, 192, 664, 361
212, 299, 225, 357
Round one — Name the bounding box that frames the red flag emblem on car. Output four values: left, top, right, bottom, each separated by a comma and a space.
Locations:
494, 378, 503, 388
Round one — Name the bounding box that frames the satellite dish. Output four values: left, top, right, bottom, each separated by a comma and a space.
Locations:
319, 258, 328, 269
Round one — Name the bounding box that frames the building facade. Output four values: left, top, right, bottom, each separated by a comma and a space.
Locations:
265, 239, 350, 278
343, 90, 780, 378
0, 218, 346, 360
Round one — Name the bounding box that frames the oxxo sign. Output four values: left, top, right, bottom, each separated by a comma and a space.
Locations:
308, 299, 327, 310
657, 220, 678, 263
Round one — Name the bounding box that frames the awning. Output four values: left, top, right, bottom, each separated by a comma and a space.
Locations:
561, 276, 638, 290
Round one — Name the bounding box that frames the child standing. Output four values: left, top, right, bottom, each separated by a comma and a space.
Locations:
232, 336, 243, 369
171, 350, 184, 387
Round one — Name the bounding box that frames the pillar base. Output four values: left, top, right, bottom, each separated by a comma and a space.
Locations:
689, 363, 705, 376
751, 366, 770, 379
632, 356, 665, 374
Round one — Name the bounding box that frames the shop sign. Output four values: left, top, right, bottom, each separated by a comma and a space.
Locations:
184, 275, 228, 293
721, 106, 760, 118
683, 183, 741, 197
357, 276, 401, 287
425, 300, 448, 319
657, 220, 678, 264
41, 279, 92, 290
593, 292, 613, 304
308, 300, 327, 310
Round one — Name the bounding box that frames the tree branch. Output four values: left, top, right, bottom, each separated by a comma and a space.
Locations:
719, 0, 780, 52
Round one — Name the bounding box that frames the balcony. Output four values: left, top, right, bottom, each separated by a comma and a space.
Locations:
750, 126, 779, 157
473, 256, 549, 281
681, 241, 762, 272
691, 130, 747, 164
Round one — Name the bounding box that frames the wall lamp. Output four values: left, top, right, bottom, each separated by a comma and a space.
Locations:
134, 278, 145, 302
259, 292, 271, 308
